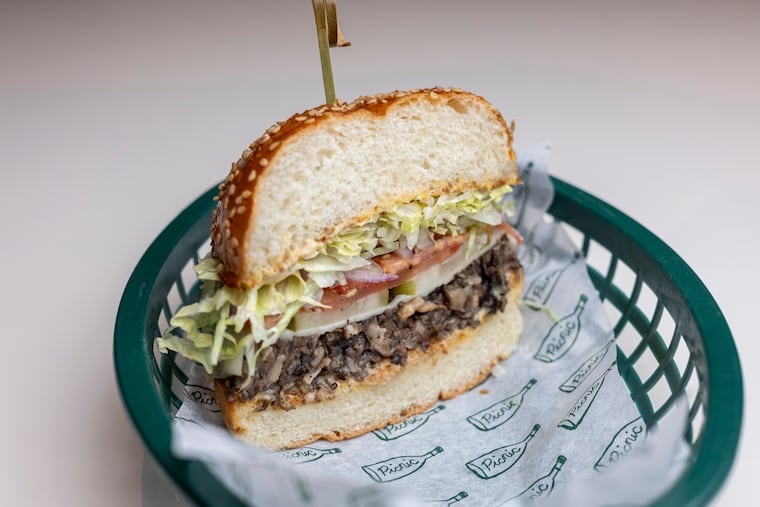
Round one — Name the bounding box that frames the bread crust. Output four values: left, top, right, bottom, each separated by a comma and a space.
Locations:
214, 265, 523, 449
210, 87, 518, 288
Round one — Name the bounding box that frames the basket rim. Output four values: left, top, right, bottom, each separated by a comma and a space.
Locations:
113, 177, 743, 507
113, 185, 247, 506
550, 177, 743, 507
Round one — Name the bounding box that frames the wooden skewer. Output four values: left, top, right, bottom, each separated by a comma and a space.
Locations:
312, 0, 351, 104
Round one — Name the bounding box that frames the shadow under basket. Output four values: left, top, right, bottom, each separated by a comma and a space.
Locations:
114, 176, 743, 507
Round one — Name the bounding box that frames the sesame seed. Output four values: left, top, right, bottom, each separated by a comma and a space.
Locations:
235, 195, 244, 205
295, 115, 307, 122
429, 91, 439, 99
248, 171, 256, 182
242, 190, 252, 198
230, 238, 239, 248
223, 228, 231, 239
213, 196, 219, 202
268, 140, 280, 151
237, 205, 246, 214
305, 117, 315, 124
223, 219, 231, 228
242, 148, 253, 160
260, 133, 270, 143
269, 123, 281, 133
259, 158, 268, 167
229, 184, 236, 195
236, 158, 245, 168
229, 208, 237, 218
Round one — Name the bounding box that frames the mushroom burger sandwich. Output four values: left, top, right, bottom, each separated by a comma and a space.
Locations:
157, 88, 525, 449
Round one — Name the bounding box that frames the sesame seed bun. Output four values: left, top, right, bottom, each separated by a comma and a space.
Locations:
210, 87, 519, 288
205, 87, 524, 450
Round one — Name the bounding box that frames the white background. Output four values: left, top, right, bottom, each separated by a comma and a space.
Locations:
1, 0, 756, 505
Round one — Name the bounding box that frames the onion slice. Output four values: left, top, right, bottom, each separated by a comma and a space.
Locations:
344, 262, 399, 283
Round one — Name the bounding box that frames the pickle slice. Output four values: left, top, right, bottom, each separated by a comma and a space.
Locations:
390, 281, 416, 296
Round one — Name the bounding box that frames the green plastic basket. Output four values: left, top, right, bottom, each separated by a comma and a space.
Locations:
114, 176, 743, 506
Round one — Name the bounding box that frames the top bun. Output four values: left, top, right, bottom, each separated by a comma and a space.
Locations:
211, 87, 518, 288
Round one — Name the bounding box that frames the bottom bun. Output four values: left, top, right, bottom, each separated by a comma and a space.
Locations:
215, 299, 523, 450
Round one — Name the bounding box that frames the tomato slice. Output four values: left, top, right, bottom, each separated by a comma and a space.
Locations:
313, 223, 521, 312
496, 222, 523, 245
318, 233, 466, 309
317, 277, 401, 309
375, 233, 466, 276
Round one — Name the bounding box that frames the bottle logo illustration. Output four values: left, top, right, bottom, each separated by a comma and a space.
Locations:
558, 361, 617, 430
466, 424, 541, 479
426, 491, 468, 506
183, 383, 220, 412
361, 446, 443, 483
558, 338, 615, 393
275, 446, 342, 464
500, 455, 567, 505
594, 417, 647, 471
373, 405, 445, 441
524, 255, 578, 306
466, 379, 537, 431
534, 294, 588, 363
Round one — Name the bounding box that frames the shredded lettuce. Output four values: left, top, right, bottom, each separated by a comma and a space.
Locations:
327, 184, 513, 260
519, 300, 560, 323
156, 268, 323, 378
156, 183, 515, 382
